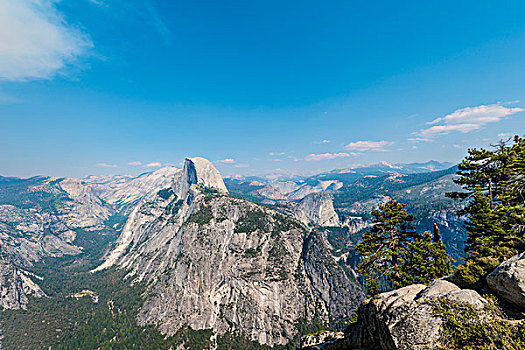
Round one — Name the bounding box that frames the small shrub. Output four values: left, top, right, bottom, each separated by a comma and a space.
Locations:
430, 295, 525, 349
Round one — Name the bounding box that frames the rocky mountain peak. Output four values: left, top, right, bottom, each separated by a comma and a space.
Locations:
172, 157, 228, 198
293, 192, 340, 227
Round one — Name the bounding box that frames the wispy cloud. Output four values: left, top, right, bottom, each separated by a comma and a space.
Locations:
234, 163, 249, 168
144, 0, 172, 45
88, 0, 107, 6
304, 152, 356, 161
127, 161, 142, 166
97, 163, 118, 168
420, 123, 481, 136
145, 162, 162, 167
91, 0, 171, 45
345, 140, 394, 152
418, 103, 523, 137
407, 137, 433, 143
498, 132, 514, 139
0, 1, 93, 81
269, 152, 286, 156
215, 158, 235, 164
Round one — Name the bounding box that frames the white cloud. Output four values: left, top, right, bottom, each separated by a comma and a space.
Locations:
345, 140, 394, 152
145, 162, 162, 167
97, 163, 118, 168
420, 123, 481, 136
498, 132, 514, 139
269, 152, 286, 156
0, 0, 93, 81
215, 158, 235, 164
304, 152, 355, 161
408, 137, 433, 143
234, 163, 249, 168
127, 161, 142, 166
419, 104, 524, 137
428, 104, 523, 125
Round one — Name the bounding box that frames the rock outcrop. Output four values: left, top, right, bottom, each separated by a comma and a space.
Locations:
0, 258, 45, 310
291, 193, 340, 227
301, 330, 344, 349
312, 280, 487, 350
487, 251, 525, 308
94, 157, 363, 346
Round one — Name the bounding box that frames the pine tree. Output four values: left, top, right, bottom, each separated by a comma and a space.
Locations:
448, 135, 525, 287
357, 199, 453, 293
396, 228, 452, 287
355, 199, 418, 293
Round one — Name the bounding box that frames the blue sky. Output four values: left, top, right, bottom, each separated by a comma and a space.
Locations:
0, 0, 524, 178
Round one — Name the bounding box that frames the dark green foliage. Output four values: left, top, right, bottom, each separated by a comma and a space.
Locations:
324, 226, 362, 257
448, 135, 525, 287
431, 295, 525, 349
216, 331, 272, 350
187, 203, 213, 225
355, 199, 417, 291
271, 213, 302, 236
202, 186, 219, 195
234, 209, 268, 233
157, 188, 174, 200
356, 199, 452, 293
0, 262, 220, 350
396, 230, 453, 286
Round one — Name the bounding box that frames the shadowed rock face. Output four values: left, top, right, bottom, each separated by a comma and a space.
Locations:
94, 157, 363, 346
173, 157, 228, 199
487, 251, 525, 308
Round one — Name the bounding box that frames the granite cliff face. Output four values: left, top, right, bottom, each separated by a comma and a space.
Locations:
289, 192, 341, 227
94, 157, 363, 346
0, 257, 45, 310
